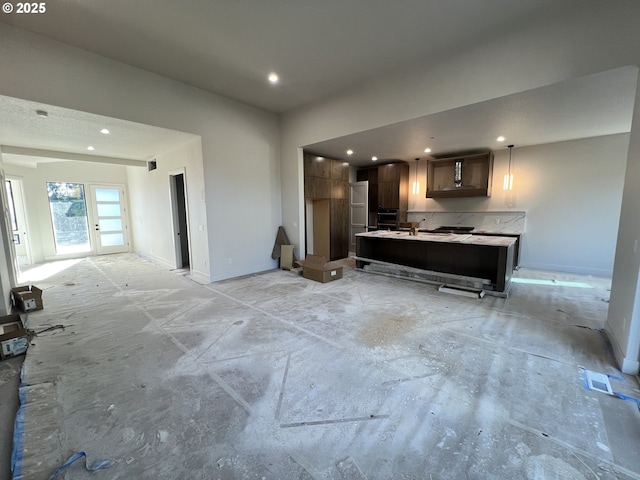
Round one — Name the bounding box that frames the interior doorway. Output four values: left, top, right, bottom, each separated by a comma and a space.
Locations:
169, 170, 190, 269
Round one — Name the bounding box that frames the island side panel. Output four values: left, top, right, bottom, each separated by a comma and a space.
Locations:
356, 235, 514, 292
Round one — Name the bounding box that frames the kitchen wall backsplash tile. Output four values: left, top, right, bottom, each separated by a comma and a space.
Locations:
407, 211, 525, 234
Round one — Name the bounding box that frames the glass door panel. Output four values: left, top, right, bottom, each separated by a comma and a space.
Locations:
90, 185, 129, 255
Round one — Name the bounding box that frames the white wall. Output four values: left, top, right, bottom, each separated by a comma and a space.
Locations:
407, 135, 629, 276
607, 78, 640, 374
0, 23, 281, 282
2, 160, 129, 263
127, 138, 210, 282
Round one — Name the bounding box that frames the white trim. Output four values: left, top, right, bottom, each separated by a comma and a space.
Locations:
188, 269, 211, 284
604, 321, 640, 375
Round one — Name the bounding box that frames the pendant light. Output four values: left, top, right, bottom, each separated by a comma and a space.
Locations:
412, 158, 420, 195
503, 145, 514, 191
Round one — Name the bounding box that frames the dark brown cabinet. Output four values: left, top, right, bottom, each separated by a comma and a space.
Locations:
357, 162, 409, 228
330, 198, 349, 258
304, 153, 349, 260
426, 152, 493, 198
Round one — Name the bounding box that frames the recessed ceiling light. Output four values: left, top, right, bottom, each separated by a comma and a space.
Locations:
36, 110, 48, 118
424, 148, 431, 153
371, 156, 378, 161
100, 128, 110, 134
87, 146, 95, 151
347, 149, 354, 155
268, 72, 279, 84
497, 136, 505, 142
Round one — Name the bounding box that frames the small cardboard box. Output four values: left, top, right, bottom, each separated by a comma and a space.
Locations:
0, 314, 29, 360
280, 245, 294, 270
298, 255, 343, 283
10, 285, 43, 313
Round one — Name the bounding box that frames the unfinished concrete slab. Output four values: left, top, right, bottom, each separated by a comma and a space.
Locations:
8, 253, 640, 479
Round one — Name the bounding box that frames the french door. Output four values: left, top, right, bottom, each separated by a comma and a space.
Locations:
89, 185, 129, 255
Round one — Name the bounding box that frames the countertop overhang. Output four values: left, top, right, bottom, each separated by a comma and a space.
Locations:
356, 230, 517, 247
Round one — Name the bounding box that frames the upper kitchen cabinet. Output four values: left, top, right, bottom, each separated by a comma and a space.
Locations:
377, 163, 409, 209
426, 152, 493, 198
304, 153, 331, 178
304, 153, 349, 200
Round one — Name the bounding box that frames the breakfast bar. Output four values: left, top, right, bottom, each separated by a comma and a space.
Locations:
355, 230, 516, 293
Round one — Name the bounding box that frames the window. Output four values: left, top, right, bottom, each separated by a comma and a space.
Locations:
46, 182, 91, 254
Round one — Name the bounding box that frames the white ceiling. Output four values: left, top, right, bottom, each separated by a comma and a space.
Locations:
0, 95, 197, 167
0, 0, 597, 114
0, 1, 636, 167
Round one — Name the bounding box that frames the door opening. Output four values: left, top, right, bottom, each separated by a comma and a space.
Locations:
170, 172, 190, 269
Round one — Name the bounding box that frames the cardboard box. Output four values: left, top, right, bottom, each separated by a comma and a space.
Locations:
10, 285, 43, 313
0, 314, 29, 360
280, 245, 294, 270
298, 255, 343, 283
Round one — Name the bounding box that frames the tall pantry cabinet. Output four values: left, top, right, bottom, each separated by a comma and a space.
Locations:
304, 153, 349, 260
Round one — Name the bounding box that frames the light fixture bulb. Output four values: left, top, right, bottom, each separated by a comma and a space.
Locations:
503, 174, 513, 191
346, 149, 354, 155
424, 148, 431, 153
497, 136, 505, 142
87, 146, 95, 151
100, 128, 110, 134
412, 158, 420, 195
268, 72, 279, 84
371, 156, 378, 161
503, 144, 514, 191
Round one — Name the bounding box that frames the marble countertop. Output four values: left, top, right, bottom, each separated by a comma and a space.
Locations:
465, 229, 521, 235
357, 230, 517, 247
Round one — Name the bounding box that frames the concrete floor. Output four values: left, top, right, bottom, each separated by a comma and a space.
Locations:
3, 253, 640, 479
0, 356, 22, 480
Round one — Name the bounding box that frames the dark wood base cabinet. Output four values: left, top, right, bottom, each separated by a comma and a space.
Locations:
356, 233, 515, 292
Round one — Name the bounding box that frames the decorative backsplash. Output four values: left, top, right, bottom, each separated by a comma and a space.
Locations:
407, 211, 526, 234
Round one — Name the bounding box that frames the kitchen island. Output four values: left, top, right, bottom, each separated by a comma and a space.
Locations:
355, 230, 516, 293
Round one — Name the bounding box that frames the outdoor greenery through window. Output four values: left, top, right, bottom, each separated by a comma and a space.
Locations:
47, 182, 91, 254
